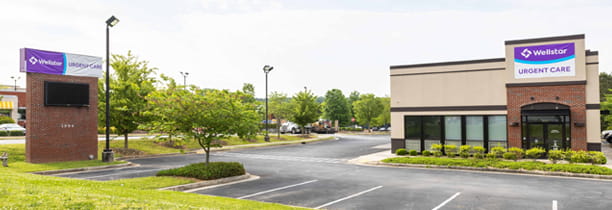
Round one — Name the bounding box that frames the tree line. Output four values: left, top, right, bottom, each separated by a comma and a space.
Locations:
97, 52, 390, 163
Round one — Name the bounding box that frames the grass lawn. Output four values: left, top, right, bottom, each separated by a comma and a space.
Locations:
0, 170, 308, 209
383, 156, 612, 175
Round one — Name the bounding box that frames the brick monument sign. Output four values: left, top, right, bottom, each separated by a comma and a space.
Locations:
20, 48, 102, 163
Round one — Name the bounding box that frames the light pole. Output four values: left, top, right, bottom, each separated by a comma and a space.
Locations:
103, 15, 119, 162
180, 72, 189, 88
263, 65, 273, 142
10, 76, 20, 91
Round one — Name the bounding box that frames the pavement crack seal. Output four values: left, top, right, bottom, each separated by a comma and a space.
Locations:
314, 185, 383, 209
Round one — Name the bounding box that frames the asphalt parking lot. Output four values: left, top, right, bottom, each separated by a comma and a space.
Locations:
56, 135, 612, 210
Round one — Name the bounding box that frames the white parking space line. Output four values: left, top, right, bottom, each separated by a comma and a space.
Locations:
79, 168, 165, 179
183, 175, 260, 193
237, 180, 318, 199
432, 192, 461, 210
314, 186, 383, 209
553, 200, 558, 210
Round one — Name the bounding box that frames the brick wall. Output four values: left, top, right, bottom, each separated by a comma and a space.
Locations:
506, 84, 586, 151
26, 72, 98, 163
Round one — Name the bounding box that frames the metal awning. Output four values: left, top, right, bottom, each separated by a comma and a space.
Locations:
0, 101, 14, 109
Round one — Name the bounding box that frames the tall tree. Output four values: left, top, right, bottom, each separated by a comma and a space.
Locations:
347, 91, 360, 124
600, 73, 612, 130
323, 89, 351, 126
373, 97, 391, 127
353, 94, 383, 129
290, 90, 320, 134
269, 92, 293, 138
98, 51, 157, 149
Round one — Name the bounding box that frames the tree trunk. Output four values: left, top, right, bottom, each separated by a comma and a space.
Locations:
277, 121, 281, 139
205, 146, 210, 166
124, 133, 129, 149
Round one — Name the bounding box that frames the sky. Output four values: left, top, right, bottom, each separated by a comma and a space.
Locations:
1, 0, 612, 98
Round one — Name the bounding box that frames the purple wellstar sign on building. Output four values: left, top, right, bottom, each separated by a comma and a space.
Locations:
513, 43, 576, 79
20, 48, 102, 78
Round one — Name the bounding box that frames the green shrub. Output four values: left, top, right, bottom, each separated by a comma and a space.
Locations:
382, 156, 612, 175
395, 148, 408, 156
458, 145, 471, 158
472, 146, 486, 155
408, 149, 418, 156
570, 151, 592, 163
422, 150, 432, 156
473, 153, 484, 159
508, 147, 524, 160
503, 152, 517, 161
431, 144, 443, 157
486, 152, 497, 159
526, 147, 545, 159
8, 130, 25, 136
0, 115, 14, 124
0, 130, 7, 136
157, 162, 245, 180
444, 144, 457, 158
548, 150, 565, 163
563, 149, 576, 161
490, 146, 506, 158
590, 151, 607, 164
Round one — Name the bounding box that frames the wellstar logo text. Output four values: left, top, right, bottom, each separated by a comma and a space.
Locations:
29, 56, 62, 66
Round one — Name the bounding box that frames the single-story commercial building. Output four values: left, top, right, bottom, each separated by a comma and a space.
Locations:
390, 34, 600, 153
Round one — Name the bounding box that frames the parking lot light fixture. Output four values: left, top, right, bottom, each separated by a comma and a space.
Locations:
263, 65, 273, 142
103, 15, 119, 162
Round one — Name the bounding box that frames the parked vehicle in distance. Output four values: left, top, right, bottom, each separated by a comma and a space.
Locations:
310, 120, 336, 134
0, 123, 26, 134
280, 122, 301, 134
602, 130, 612, 143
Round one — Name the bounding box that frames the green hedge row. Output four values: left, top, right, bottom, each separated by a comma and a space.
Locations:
0, 130, 25, 136
156, 162, 245, 180
382, 157, 612, 175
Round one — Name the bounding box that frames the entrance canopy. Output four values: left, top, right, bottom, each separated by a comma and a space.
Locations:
521, 103, 570, 116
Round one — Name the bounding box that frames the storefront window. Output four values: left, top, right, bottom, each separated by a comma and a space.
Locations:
488, 115, 507, 149
444, 116, 461, 147
404, 116, 421, 151
466, 116, 483, 147
423, 116, 441, 150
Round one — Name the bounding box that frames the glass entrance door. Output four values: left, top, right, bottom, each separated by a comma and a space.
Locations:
521, 115, 570, 151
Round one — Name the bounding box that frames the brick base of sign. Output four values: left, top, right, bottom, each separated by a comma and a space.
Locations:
25, 73, 99, 163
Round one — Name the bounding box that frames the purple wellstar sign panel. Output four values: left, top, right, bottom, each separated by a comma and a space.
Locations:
513, 43, 575, 79
20, 48, 103, 78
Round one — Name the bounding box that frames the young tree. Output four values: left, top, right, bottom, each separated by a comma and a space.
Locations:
290, 90, 320, 135
178, 88, 259, 165
323, 89, 350, 126
139, 75, 185, 143
373, 97, 390, 127
269, 92, 293, 138
347, 91, 360, 125
353, 94, 383, 129
98, 51, 157, 149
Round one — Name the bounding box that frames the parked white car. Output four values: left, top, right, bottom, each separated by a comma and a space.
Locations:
0, 123, 26, 133
280, 122, 301, 134
602, 130, 612, 143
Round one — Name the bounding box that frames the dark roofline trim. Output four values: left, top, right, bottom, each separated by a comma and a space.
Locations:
391, 68, 505, 77
390, 58, 505, 70
505, 34, 584, 45
587, 62, 599, 65
586, 50, 599, 56
506, 80, 586, 88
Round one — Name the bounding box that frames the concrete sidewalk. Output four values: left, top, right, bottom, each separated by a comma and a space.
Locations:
601, 140, 612, 169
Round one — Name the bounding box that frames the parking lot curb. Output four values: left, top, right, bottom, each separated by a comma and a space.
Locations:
158, 173, 257, 192
31, 162, 138, 175
372, 161, 612, 180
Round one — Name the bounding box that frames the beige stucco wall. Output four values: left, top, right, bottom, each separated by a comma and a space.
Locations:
587, 109, 601, 143
504, 39, 586, 84
585, 55, 600, 104
390, 62, 507, 108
